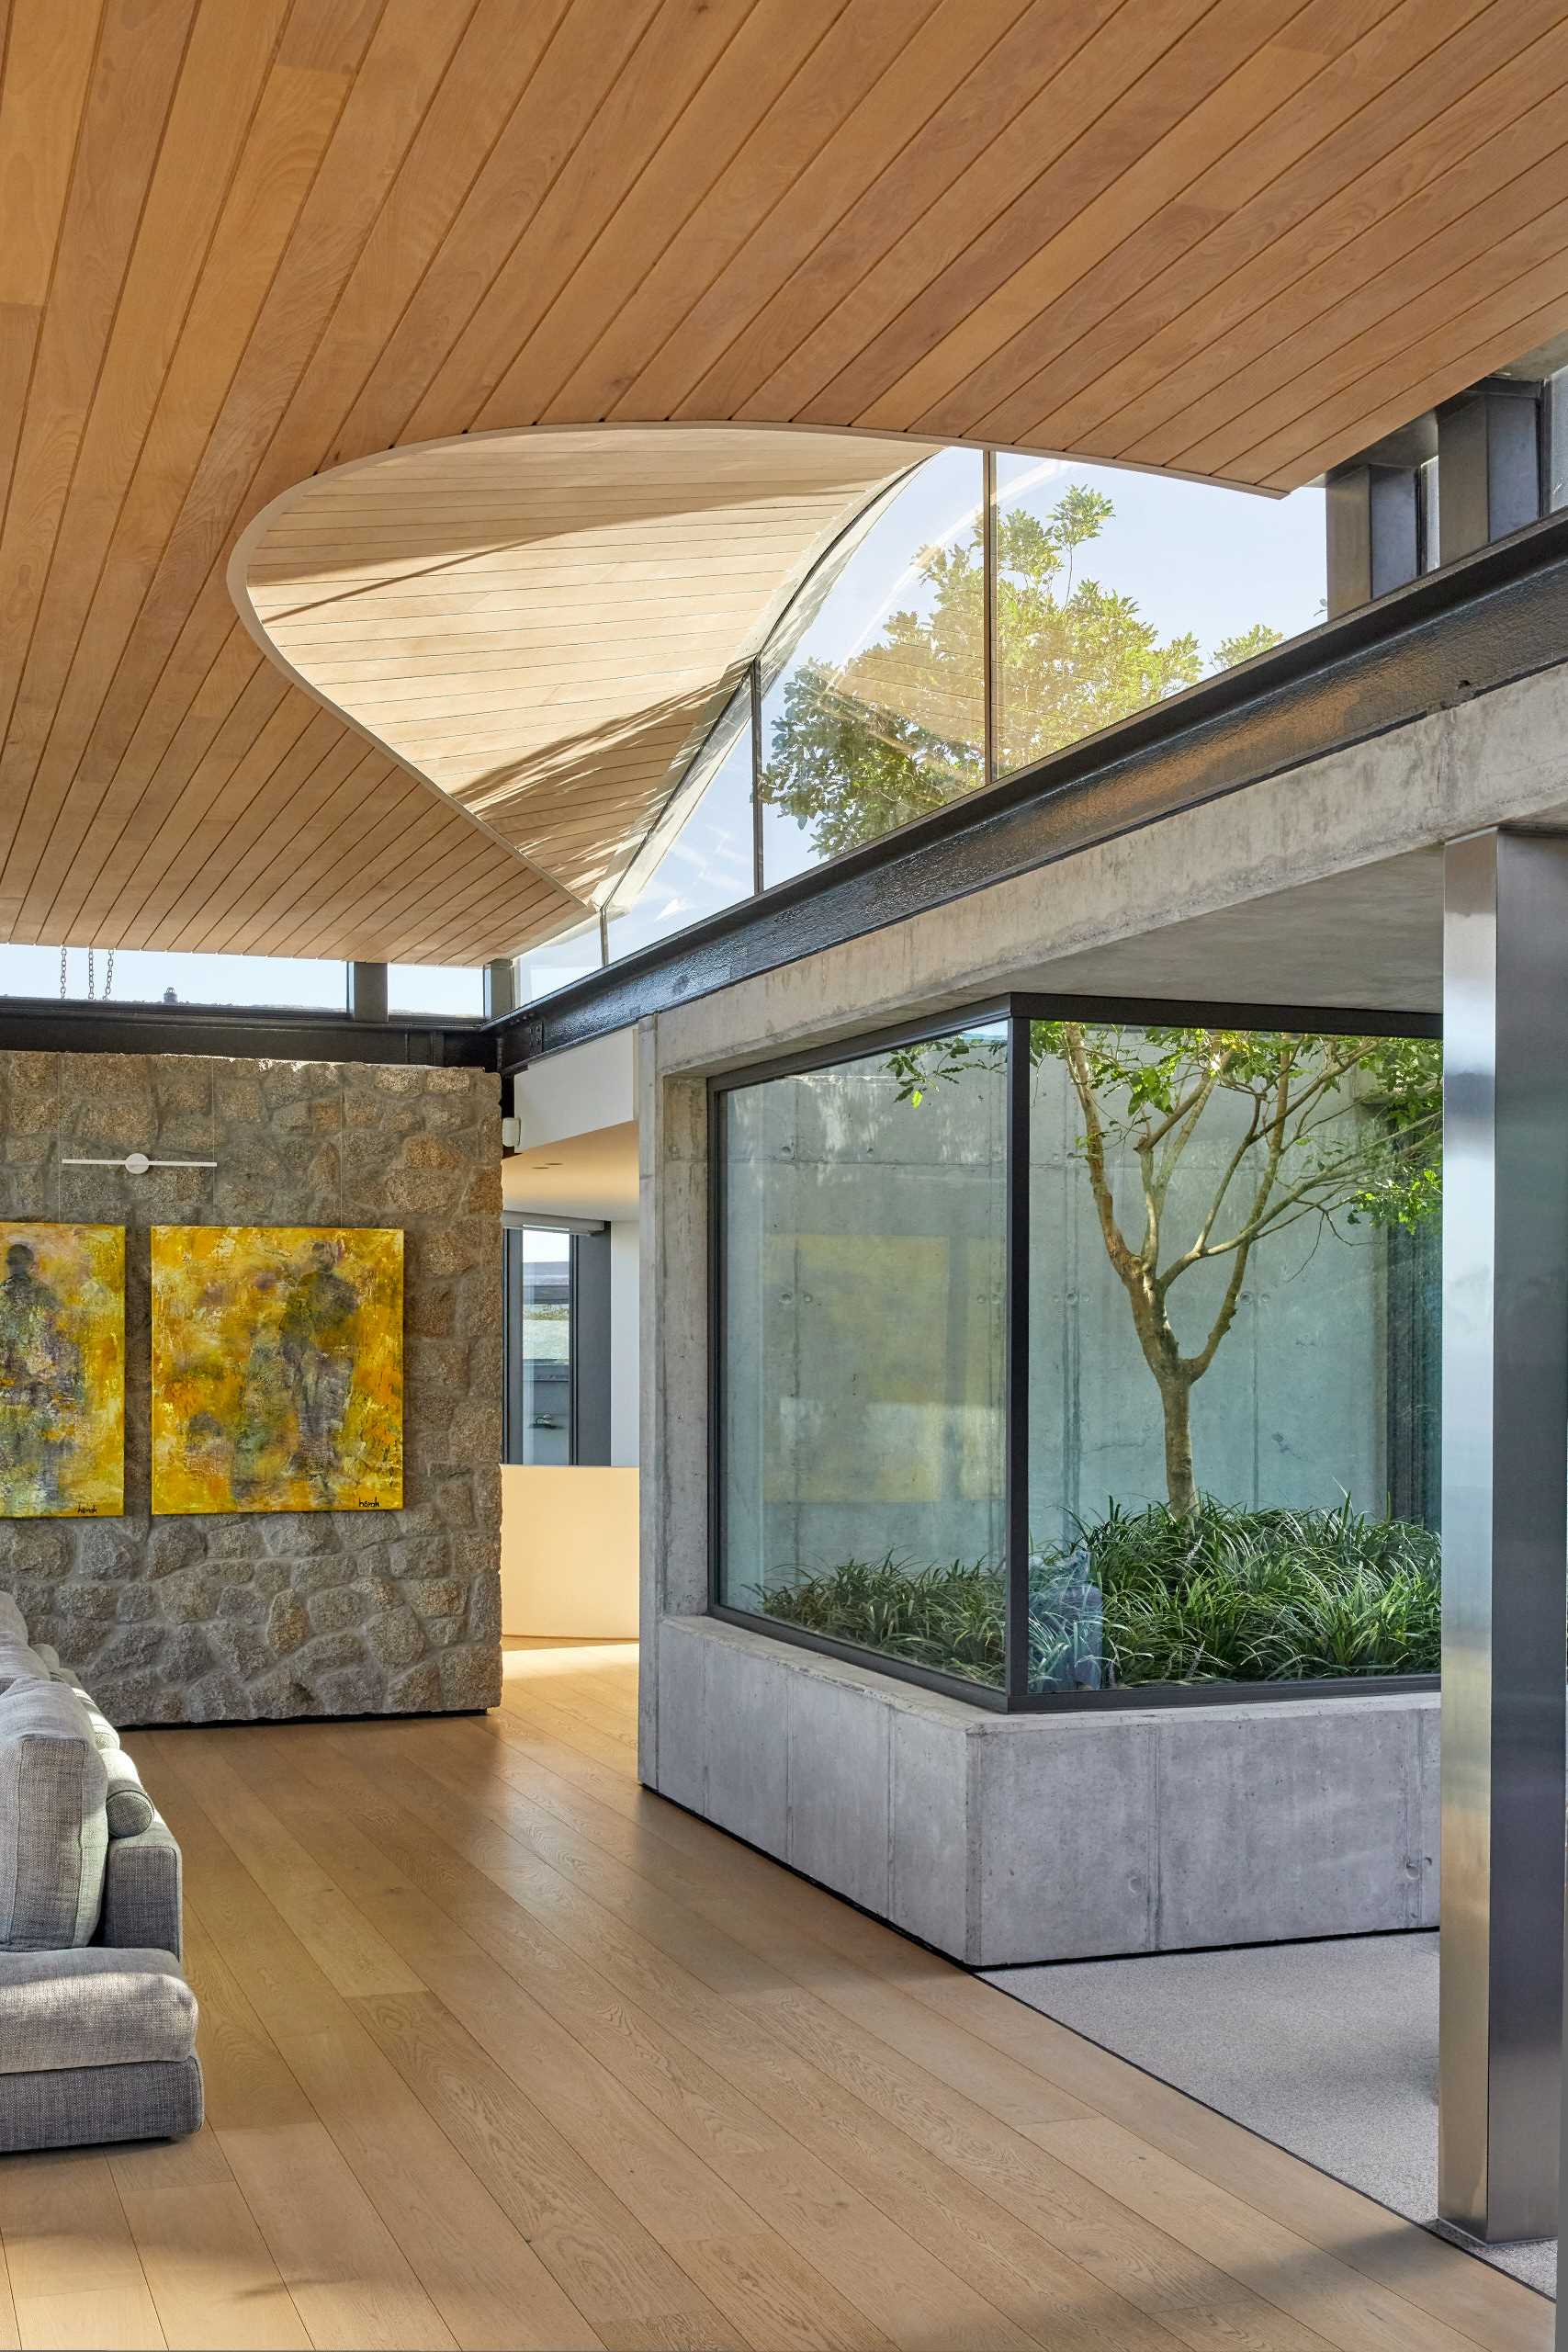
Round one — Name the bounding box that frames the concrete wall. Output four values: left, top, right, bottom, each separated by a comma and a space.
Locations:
633, 657, 1568, 1962
0, 1049, 502, 1727
656, 1614, 1437, 1964
501, 1464, 638, 1636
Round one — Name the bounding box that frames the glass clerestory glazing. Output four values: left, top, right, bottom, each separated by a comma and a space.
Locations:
715, 1001, 1441, 1711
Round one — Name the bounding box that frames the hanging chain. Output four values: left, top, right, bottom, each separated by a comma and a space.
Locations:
86, 947, 95, 1002
59, 944, 67, 1001
102, 947, 113, 1002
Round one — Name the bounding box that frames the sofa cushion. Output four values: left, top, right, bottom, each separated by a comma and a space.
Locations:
102, 1747, 155, 1840
30, 1643, 61, 1674
58, 1684, 118, 1752
0, 1594, 28, 1645
0, 1680, 107, 1951
0, 1641, 49, 1694
0, 1947, 197, 2074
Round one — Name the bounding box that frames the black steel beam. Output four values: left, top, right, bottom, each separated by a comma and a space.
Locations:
495, 503, 1568, 1071
0, 996, 491, 1068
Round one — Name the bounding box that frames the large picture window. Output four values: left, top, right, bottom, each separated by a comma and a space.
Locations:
714, 1001, 1441, 1710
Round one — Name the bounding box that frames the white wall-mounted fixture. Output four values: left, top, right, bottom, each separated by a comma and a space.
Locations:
60, 1153, 217, 1176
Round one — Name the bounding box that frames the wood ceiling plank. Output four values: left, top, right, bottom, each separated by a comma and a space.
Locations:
858, 0, 1456, 441
259, 803, 513, 959
0, 0, 197, 892
0, 0, 290, 905
894, 0, 1416, 446
384, 0, 671, 447
1114, 18, 1568, 463
6, 4, 1568, 964
780, 0, 1219, 435
512, 0, 849, 427
455, 0, 762, 434
729, 0, 1126, 429
102, 687, 327, 951
228, 778, 455, 956
1251, 241, 1568, 487
19, 0, 463, 921
185, 745, 400, 955
574, 0, 1040, 431
0, 0, 101, 532
576, 1, 942, 427
118, 704, 355, 949
6, 11, 375, 946
0, 0, 101, 313
149, 725, 381, 953
1168, 123, 1568, 476
991, 0, 1551, 462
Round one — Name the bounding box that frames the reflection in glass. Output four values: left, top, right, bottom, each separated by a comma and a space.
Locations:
718, 1023, 1008, 1688
517, 920, 602, 1004
994, 454, 1325, 777
605, 686, 755, 960
759, 447, 985, 886
1021, 1020, 1440, 1691
521, 1230, 572, 1466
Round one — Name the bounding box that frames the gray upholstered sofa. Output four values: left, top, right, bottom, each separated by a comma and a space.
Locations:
0, 1591, 201, 2152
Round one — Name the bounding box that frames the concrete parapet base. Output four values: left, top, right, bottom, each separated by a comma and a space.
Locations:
652, 1615, 1438, 1967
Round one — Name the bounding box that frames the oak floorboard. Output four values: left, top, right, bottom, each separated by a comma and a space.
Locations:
9, 1645, 1538, 2352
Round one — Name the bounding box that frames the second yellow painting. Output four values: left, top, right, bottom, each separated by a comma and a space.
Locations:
151, 1226, 403, 1515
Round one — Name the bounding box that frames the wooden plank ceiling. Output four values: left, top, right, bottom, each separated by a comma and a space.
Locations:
234, 429, 925, 915
4, 0, 1568, 966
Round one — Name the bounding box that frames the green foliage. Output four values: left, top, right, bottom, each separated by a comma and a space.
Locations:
757, 485, 1281, 860
756, 1499, 1440, 1690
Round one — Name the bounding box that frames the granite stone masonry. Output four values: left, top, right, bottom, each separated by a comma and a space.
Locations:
0, 1049, 502, 1725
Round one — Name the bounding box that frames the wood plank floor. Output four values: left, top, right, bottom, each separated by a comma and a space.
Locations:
0, 1639, 1551, 2352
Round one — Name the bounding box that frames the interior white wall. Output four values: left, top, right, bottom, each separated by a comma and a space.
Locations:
513, 1027, 635, 1146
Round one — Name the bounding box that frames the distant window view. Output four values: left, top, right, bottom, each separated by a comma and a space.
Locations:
387, 964, 485, 1019
594, 447, 1327, 983
0, 945, 350, 1009
519, 1229, 572, 1466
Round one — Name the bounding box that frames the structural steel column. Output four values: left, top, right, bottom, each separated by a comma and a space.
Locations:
1440, 829, 1568, 2244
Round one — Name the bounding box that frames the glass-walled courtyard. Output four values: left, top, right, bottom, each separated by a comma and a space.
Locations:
716, 1003, 1441, 1709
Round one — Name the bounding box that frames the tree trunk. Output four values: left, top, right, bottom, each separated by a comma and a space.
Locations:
1156, 1364, 1196, 1517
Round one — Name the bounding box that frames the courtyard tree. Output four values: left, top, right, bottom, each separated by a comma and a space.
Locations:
889, 1023, 1443, 1518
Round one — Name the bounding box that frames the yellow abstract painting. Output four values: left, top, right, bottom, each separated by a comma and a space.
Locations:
0, 1223, 124, 1518
151, 1226, 403, 1515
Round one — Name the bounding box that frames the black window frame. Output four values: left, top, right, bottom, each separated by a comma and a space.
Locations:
707, 988, 1442, 1713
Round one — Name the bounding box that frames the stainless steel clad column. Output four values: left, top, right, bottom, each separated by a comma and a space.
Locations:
1440, 829, 1568, 2245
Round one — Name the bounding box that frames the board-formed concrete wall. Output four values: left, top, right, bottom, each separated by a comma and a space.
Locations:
657, 1613, 1438, 1965
0, 1048, 502, 1727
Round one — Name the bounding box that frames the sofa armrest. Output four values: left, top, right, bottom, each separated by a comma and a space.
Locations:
98, 1815, 182, 1961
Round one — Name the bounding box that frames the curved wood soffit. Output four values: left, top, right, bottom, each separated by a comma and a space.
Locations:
231, 426, 934, 944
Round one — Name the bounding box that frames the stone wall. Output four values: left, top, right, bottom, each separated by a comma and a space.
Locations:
0, 1048, 502, 1726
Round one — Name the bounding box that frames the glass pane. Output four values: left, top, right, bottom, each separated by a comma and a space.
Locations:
521, 1230, 572, 1465
1023, 1021, 1441, 1691
719, 1021, 1008, 1688
0, 944, 348, 1009
388, 964, 484, 1017
606, 686, 754, 959
759, 447, 985, 886
517, 921, 602, 1004
994, 455, 1326, 779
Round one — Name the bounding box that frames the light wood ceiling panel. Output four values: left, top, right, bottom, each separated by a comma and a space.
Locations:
0, 0, 1564, 964
235, 426, 924, 907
